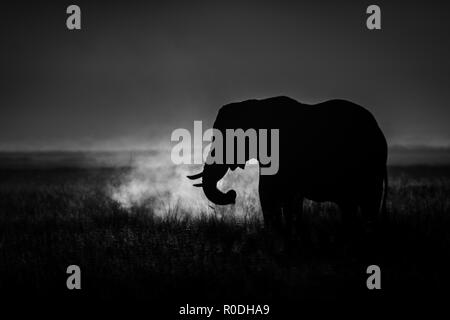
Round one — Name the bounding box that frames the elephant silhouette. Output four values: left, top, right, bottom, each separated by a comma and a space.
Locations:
188, 96, 388, 232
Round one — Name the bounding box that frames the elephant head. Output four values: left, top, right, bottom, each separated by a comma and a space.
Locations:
187, 98, 280, 205
187, 103, 252, 205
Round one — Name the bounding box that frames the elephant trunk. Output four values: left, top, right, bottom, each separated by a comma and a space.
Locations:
187, 163, 236, 205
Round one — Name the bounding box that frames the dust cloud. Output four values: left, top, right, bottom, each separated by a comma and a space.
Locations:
110, 152, 261, 217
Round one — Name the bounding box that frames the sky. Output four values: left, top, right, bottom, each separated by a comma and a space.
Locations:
1, 0, 450, 153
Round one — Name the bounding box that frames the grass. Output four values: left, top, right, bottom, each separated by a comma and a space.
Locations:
0, 165, 450, 305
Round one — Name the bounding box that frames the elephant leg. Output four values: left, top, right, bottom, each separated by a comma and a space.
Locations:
259, 194, 285, 254
261, 200, 282, 233
360, 200, 380, 230
283, 195, 303, 238
339, 202, 359, 227
338, 201, 360, 241
358, 186, 384, 261
258, 175, 282, 233
359, 177, 384, 228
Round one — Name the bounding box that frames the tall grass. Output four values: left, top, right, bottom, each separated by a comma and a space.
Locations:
0, 166, 449, 302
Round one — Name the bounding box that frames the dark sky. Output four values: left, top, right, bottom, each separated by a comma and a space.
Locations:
1, 0, 450, 151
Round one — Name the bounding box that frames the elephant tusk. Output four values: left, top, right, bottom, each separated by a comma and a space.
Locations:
187, 172, 203, 180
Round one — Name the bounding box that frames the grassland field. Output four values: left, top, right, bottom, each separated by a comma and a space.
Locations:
0, 162, 449, 309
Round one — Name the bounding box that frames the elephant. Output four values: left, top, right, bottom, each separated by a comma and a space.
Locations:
188, 96, 388, 233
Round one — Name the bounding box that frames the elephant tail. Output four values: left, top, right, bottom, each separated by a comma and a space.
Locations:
381, 165, 388, 221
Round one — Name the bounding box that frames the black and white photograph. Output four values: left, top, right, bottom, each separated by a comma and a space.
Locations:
1, 0, 450, 316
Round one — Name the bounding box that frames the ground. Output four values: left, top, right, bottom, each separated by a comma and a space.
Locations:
0, 164, 449, 309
